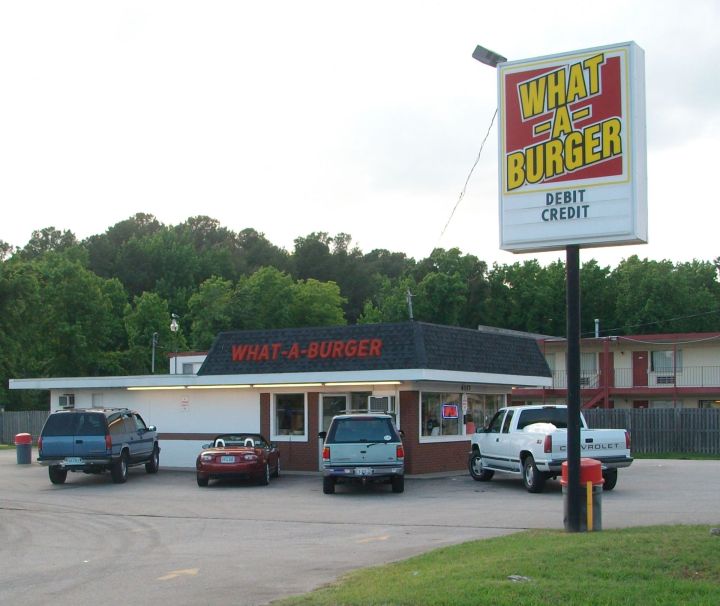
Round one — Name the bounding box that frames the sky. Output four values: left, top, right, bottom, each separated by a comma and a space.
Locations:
1, 1, 718, 269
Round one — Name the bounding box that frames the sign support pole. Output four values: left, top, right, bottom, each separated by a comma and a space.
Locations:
566, 244, 582, 531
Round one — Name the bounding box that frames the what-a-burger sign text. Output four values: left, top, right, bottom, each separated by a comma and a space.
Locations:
497, 42, 647, 253
232, 338, 383, 362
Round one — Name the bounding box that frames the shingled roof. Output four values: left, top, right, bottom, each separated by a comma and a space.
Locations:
198, 321, 551, 380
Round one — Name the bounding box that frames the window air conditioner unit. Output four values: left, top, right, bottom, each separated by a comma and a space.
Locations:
369, 396, 391, 413
58, 394, 75, 409
656, 375, 675, 385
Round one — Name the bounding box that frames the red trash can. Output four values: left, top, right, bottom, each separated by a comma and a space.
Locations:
14, 433, 33, 465
561, 458, 603, 531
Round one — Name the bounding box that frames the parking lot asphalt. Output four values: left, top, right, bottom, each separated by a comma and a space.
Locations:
1, 449, 718, 606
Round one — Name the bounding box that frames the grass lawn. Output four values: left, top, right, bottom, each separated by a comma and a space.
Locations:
272, 525, 720, 606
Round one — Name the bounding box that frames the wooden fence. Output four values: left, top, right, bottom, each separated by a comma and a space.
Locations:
584, 408, 720, 455
0, 411, 49, 445
2, 408, 719, 455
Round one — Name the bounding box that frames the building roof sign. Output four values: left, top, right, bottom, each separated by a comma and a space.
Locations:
200, 322, 551, 379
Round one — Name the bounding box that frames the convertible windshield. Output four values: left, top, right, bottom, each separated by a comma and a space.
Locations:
215, 435, 267, 448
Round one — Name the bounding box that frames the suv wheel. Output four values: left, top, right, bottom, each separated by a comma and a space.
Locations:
49, 466, 67, 485
111, 451, 129, 484
391, 475, 405, 493
145, 445, 160, 474
323, 476, 336, 494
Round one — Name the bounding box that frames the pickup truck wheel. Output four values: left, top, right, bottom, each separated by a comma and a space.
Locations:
49, 466, 67, 485
602, 469, 618, 491
391, 475, 405, 493
111, 451, 129, 484
145, 446, 159, 474
522, 456, 546, 493
323, 476, 336, 494
468, 452, 494, 481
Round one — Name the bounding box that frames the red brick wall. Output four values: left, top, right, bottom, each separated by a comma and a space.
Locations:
400, 390, 470, 475
263, 390, 470, 475
261, 391, 320, 472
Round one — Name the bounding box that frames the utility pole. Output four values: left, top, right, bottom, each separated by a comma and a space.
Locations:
406, 289, 414, 321
151, 332, 158, 373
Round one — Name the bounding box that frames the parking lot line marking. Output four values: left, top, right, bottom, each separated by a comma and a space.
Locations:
357, 535, 390, 544
157, 568, 199, 581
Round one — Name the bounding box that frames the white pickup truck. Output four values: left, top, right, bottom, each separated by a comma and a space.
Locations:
468, 405, 633, 493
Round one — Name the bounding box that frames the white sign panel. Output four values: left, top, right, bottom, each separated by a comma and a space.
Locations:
498, 42, 647, 253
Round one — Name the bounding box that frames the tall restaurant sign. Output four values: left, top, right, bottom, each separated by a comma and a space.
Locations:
498, 42, 647, 252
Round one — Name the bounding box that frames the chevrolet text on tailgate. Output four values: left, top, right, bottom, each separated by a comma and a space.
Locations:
468, 405, 632, 493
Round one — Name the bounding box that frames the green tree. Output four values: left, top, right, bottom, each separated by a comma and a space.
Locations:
290, 279, 347, 327
32, 254, 120, 377
19, 227, 79, 260
413, 271, 467, 325
187, 276, 234, 349
0, 260, 43, 408
609, 257, 720, 334
358, 276, 417, 324
124, 292, 184, 374
483, 260, 564, 334
233, 267, 295, 329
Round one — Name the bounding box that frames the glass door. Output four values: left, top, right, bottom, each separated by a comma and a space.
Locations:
321, 395, 347, 432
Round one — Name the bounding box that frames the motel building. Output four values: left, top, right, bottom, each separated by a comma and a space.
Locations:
10, 322, 551, 474
511, 332, 720, 410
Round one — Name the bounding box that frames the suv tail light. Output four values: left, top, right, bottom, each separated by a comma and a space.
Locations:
105, 433, 112, 451
625, 431, 631, 450
396, 445, 405, 459
322, 446, 330, 461
543, 434, 552, 453
37, 436, 43, 453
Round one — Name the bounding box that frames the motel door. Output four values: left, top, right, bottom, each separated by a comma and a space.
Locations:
633, 351, 648, 387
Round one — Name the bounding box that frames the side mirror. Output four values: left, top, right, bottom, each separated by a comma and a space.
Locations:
147, 425, 157, 432
318, 431, 327, 440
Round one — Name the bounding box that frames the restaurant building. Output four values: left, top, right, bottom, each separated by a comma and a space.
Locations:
10, 321, 551, 474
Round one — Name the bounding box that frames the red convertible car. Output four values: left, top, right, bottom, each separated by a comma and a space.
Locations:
196, 433, 280, 487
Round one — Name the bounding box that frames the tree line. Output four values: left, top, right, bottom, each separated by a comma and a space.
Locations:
1, 213, 719, 409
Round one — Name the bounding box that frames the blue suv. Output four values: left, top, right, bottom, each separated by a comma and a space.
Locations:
38, 408, 159, 484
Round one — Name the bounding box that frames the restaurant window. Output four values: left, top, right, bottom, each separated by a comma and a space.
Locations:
422, 392, 507, 438
273, 393, 307, 440
421, 393, 459, 436
464, 393, 506, 432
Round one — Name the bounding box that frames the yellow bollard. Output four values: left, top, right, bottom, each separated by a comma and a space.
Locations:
586, 480, 593, 531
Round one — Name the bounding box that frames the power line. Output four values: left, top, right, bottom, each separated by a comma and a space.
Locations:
582, 308, 720, 338
437, 108, 497, 246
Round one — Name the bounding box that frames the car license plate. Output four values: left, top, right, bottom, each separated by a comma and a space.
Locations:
354, 467, 373, 476
64, 457, 83, 465
220, 456, 235, 464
